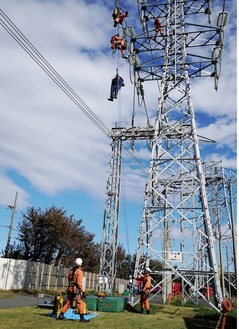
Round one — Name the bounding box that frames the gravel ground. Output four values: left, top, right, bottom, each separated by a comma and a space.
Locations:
0, 293, 54, 309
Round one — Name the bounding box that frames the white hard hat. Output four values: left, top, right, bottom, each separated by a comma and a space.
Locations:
75, 258, 83, 266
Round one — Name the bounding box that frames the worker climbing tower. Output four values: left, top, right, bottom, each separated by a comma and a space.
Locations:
99, 0, 235, 312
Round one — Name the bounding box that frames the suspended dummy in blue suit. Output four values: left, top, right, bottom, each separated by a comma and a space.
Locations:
108, 74, 125, 101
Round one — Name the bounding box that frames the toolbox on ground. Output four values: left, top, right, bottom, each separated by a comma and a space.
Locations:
85, 296, 98, 311
97, 297, 124, 312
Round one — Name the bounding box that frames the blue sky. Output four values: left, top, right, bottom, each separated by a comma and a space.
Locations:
0, 0, 237, 257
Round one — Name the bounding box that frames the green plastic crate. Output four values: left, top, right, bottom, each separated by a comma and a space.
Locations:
97, 297, 124, 312
85, 297, 98, 311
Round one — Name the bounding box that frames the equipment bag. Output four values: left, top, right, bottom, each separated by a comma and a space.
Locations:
52, 296, 63, 317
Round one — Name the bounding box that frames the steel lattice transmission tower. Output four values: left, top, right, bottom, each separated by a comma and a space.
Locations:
203, 161, 237, 299
99, 0, 232, 311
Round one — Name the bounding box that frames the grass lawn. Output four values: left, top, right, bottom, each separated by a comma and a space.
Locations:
0, 303, 236, 329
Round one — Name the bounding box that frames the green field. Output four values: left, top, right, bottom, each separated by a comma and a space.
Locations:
0, 303, 236, 329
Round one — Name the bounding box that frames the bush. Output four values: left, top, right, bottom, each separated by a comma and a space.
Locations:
86, 289, 98, 296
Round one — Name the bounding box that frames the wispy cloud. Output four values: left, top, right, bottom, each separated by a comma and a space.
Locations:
0, 0, 236, 252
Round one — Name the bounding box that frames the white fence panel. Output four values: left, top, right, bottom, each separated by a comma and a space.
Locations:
0, 258, 128, 292
0, 258, 28, 290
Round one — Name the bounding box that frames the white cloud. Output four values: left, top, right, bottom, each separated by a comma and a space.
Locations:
0, 1, 116, 202
203, 152, 236, 170
198, 117, 237, 150
0, 174, 30, 210
0, 0, 236, 253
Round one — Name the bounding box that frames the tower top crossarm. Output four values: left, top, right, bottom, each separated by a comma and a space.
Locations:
129, 0, 228, 89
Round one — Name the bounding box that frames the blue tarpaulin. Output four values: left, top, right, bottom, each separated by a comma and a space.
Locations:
49, 308, 100, 321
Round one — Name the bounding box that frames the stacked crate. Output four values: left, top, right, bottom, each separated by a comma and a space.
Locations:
85, 297, 125, 313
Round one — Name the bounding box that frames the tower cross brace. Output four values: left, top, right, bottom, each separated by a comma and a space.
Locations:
99, 0, 234, 312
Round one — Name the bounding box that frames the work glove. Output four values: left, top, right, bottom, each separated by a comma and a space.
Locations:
82, 292, 87, 299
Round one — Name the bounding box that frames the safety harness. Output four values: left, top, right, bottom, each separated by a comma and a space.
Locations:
67, 266, 78, 296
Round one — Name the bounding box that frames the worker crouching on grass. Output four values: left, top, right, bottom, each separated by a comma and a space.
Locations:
135, 268, 152, 314
58, 257, 89, 323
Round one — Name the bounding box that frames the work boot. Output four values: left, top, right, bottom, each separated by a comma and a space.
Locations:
146, 310, 150, 314
57, 312, 65, 320
80, 314, 90, 323
140, 308, 144, 314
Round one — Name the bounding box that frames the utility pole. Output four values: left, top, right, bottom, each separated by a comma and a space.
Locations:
4, 191, 18, 257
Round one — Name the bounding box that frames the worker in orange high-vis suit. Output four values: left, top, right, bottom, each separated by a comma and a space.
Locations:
135, 268, 152, 314
58, 258, 89, 323
112, 7, 128, 27
154, 18, 163, 39
110, 34, 127, 58
136, 272, 142, 294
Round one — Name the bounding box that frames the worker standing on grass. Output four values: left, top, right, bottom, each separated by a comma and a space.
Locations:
135, 268, 151, 314
58, 258, 89, 323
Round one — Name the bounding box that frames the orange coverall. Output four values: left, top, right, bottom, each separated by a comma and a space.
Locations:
61, 266, 85, 315
154, 18, 163, 37
111, 35, 126, 56
136, 273, 151, 311
112, 7, 128, 27
114, 12, 127, 26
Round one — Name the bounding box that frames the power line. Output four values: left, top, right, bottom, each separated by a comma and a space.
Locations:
0, 10, 110, 138
0, 9, 150, 175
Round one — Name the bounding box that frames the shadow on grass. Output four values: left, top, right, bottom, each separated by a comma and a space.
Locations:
168, 298, 237, 329
183, 310, 237, 329
183, 316, 218, 329
33, 312, 53, 317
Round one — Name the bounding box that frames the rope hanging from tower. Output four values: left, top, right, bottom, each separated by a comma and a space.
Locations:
108, 2, 128, 103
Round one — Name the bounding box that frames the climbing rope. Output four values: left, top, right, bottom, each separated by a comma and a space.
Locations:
215, 313, 223, 329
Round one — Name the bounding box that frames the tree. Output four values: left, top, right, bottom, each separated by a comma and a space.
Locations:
115, 244, 134, 280
6, 206, 101, 271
